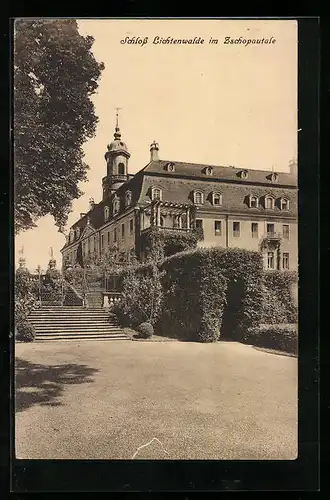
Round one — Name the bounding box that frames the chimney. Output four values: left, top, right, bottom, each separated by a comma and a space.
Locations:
150, 141, 159, 161
289, 159, 298, 177
89, 197, 95, 211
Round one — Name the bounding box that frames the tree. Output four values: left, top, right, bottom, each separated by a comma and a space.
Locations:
14, 19, 105, 234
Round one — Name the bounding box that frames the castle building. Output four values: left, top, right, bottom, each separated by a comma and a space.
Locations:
61, 118, 298, 271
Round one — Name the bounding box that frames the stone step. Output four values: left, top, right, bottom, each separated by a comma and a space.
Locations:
34, 330, 126, 335
35, 334, 129, 341
33, 325, 121, 332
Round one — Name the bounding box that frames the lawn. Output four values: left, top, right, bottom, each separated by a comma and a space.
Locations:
15, 340, 297, 460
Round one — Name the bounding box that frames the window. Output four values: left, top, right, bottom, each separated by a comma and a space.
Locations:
101, 234, 104, 249
233, 221, 240, 237
194, 191, 204, 205
204, 166, 213, 175
270, 172, 278, 182
125, 190, 132, 207
173, 215, 182, 229
196, 219, 203, 229
249, 196, 259, 208
265, 196, 274, 209
214, 220, 222, 236
121, 223, 125, 239
267, 223, 275, 235
160, 216, 164, 227
239, 170, 248, 179
212, 192, 222, 206
118, 163, 125, 175
282, 252, 290, 269
113, 198, 120, 215
129, 219, 134, 235
152, 187, 162, 201
104, 206, 110, 221
75, 228, 80, 239
107, 231, 110, 245
280, 198, 290, 210
165, 162, 175, 172
251, 222, 258, 238
283, 224, 290, 239
114, 227, 117, 242
267, 251, 275, 269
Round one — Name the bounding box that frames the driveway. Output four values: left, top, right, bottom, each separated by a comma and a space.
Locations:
15, 340, 297, 460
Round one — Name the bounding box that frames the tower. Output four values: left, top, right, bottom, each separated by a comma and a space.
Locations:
102, 109, 131, 199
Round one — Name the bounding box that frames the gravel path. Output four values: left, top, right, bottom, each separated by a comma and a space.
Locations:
15, 340, 297, 460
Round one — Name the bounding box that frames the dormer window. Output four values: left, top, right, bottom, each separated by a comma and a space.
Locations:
203, 166, 213, 176
280, 197, 290, 210
75, 227, 81, 239
194, 191, 204, 205
165, 162, 175, 172
69, 229, 75, 243
264, 195, 275, 209
270, 172, 278, 182
125, 190, 132, 207
151, 187, 162, 201
239, 169, 248, 179
104, 206, 110, 221
249, 195, 259, 208
212, 192, 222, 206
113, 197, 120, 216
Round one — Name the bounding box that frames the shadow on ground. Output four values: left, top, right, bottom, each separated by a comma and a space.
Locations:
15, 358, 99, 413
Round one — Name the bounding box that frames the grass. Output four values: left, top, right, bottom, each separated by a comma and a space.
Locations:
15, 340, 297, 460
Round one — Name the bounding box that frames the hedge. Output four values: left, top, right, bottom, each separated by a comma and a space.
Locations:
242, 324, 298, 354
157, 247, 264, 342
113, 263, 163, 327
16, 320, 36, 342
261, 270, 298, 324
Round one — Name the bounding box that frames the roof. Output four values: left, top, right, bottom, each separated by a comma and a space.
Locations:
142, 160, 297, 187
62, 159, 297, 251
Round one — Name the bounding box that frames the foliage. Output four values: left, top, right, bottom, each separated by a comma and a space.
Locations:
40, 264, 63, 303
136, 322, 154, 339
261, 270, 298, 324
140, 226, 198, 262
158, 247, 263, 342
114, 263, 163, 327
16, 319, 36, 342
15, 268, 37, 323
242, 324, 298, 354
14, 19, 104, 233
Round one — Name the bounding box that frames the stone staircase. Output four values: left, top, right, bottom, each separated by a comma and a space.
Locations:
28, 306, 129, 342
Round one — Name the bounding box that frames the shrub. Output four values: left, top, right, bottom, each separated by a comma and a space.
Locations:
136, 322, 154, 339
261, 270, 298, 324
15, 268, 37, 324
158, 247, 263, 342
243, 324, 298, 354
16, 320, 35, 342
114, 263, 163, 327
139, 226, 198, 262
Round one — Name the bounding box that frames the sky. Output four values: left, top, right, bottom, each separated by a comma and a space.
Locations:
15, 19, 298, 272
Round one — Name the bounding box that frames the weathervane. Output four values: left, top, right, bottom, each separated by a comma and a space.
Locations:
115, 106, 122, 128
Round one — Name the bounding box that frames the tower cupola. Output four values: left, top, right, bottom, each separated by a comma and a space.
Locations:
103, 109, 130, 199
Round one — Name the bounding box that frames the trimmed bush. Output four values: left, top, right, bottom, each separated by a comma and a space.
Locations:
158, 247, 263, 342
16, 320, 35, 342
136, 322, 154, 339
114, 263, 163, 327
262, 270, 298, 324
243, 324, 298, 354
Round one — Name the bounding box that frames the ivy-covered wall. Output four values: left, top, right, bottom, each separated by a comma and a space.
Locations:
157, 247, 264, 342
139, 226, 198, 262
261, 270, 298, 324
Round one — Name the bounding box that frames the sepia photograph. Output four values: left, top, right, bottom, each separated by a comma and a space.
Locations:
13, 18, 298, 462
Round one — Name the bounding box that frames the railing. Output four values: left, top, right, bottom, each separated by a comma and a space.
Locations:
141, 226, 191, 234
264, 232, 282, 240
102, 292, 122, 308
